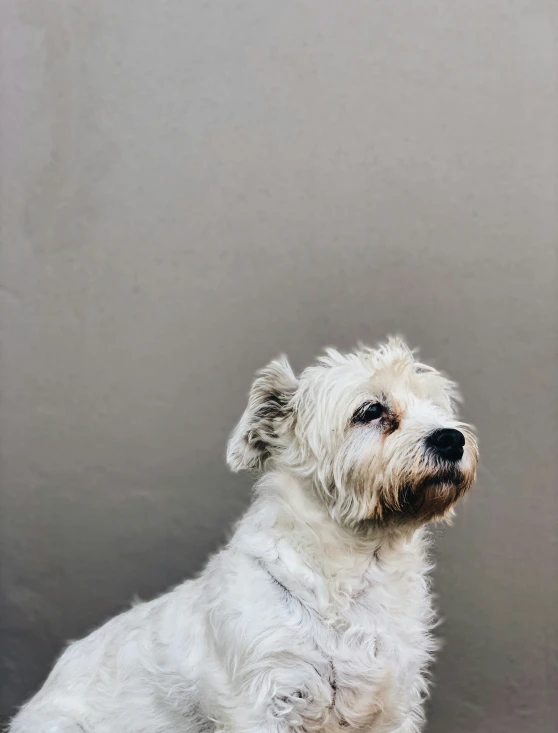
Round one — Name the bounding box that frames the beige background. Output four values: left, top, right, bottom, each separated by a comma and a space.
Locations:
1, 1, 557, 731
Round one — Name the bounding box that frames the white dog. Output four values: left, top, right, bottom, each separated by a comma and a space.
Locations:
9, 338, 478, 733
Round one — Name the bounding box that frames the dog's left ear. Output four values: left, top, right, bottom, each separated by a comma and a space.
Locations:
227, 356, 298, 473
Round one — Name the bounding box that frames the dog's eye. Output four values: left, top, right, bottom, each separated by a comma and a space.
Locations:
353, 402, 386, 424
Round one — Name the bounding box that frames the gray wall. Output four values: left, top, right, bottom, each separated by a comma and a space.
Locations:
1, 1, 557, 731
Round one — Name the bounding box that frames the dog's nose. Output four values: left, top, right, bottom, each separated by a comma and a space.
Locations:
427, 428, 465, 462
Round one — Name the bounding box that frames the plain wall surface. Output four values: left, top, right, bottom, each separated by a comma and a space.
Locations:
1, 1, 557, 731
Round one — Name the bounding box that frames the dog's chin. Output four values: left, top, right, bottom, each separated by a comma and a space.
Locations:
379, 464, 472, 525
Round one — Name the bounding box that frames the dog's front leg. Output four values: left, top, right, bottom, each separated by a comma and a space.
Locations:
219, 661, 334, 733
388, 706, 426, 733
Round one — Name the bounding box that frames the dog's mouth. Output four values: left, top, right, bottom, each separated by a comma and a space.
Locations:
386, 463, 471, 523
418, 461, 463, 487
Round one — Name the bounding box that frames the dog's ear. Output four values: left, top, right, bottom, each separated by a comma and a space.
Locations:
227, 356, 298, 473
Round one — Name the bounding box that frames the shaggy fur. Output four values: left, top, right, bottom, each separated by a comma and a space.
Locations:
9, 338, 478, 733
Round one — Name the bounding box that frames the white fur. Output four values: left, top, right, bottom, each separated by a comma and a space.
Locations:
9, 338, 478, 733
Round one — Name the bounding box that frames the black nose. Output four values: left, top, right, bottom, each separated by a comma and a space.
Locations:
427, 428, 465, 462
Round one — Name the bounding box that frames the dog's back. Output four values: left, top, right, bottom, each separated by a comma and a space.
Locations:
9, 582, 207, 733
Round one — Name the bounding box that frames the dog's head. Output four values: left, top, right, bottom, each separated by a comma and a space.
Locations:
227, 338, 478, 528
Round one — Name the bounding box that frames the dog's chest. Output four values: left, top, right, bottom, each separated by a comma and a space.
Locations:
309, 575, 433, 732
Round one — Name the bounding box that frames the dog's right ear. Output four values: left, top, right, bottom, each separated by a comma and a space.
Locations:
227, 356, 298, 473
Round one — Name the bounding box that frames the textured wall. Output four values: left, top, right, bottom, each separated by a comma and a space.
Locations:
1, 1, 557, 731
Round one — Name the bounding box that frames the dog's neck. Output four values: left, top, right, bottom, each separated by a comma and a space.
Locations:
234, 471, 428, 620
